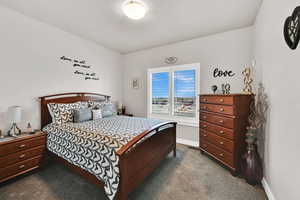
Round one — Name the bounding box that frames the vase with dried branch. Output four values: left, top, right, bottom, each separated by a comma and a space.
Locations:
242, 83, 268, 185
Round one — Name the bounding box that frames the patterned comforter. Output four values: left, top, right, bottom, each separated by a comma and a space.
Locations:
43, 116, 173, 200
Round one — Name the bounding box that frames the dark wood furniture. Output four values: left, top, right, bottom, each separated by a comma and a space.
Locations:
0, 132, 46, 183
39, 92, 176, 200
118, 113, 134, 117
199, 94, 252, 175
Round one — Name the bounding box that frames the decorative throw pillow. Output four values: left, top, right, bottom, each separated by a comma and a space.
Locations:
101, 102, 117, 118
88, 100, 105, 109
74, 108, 92, 123
47, 101, 88, 124
92, 109, 102, 120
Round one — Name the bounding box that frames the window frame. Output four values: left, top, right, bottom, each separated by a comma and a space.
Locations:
147, 63, 200, 127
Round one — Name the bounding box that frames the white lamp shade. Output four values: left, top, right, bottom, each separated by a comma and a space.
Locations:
12, 106, 21, 123
122, 0, 147, 20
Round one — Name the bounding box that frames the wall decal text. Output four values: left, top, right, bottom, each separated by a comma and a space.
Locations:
60, 56, 99, 81
213, 68, 235, 78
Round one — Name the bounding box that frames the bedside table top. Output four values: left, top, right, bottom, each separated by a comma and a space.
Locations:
0, 132, 46, 145
118, 113, 134, 117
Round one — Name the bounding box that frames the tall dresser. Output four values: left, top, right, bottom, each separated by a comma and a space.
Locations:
199, 94, 253, 175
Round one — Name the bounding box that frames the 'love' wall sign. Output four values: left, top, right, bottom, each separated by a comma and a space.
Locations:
60, 56, 99, 81
213, 68, 235, 78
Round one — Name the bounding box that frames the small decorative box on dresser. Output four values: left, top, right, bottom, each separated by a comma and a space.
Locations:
0, 132, 46, 183
199, 94, 253, 175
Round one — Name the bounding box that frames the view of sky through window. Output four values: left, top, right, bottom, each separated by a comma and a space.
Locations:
152, 70, 195, 98
151, 70, 196, 117
174, 70, 196, 98
152, 72, 169, 98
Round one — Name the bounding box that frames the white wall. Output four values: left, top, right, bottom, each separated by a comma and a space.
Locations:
0, 5, 123, 133
254, 1, 300, 200
123, 27, 254, 142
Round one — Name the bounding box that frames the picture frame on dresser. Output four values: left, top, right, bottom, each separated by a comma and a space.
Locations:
199, 94, 253, 176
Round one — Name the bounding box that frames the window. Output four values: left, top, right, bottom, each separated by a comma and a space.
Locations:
151, 72, 169, 114
148, 63, 200, 127
174, 70, 196, 118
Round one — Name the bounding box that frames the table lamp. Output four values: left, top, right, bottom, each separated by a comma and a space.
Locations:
8, 106, 22, 137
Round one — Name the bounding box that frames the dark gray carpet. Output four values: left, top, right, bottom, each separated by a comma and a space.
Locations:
0, 145, 266, 200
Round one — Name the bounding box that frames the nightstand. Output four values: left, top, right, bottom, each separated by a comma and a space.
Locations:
0, 132, 47, 183
119, 113, 133, 117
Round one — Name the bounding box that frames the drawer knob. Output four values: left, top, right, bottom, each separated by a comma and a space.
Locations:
19, 165, 25, 169
219, 120, 224, 123
203, 106, 207, 110
220, 108, 224, 112
203, 134, 207, 137
204, 98, 207, 102
19, 154, 26, 159
203, 125, 207, 128
19, 144, 26, 149
220, 141, 224, 145
219, 130, 224, 134
220, 99, 224, 102
203, 144, 207, 148
203, 116, 207, 119
219, 153, 224, 157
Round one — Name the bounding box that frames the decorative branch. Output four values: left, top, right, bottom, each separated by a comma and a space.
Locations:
248, 83, 268, 129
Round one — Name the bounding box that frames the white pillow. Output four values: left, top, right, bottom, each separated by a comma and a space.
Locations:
92, 109, 102, 120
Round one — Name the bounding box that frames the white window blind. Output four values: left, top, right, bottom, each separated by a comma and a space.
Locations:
148, 63, 200, 127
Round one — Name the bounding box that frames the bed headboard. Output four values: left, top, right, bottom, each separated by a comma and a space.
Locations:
39, 92, 110, 128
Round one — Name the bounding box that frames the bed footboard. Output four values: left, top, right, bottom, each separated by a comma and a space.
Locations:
117, 123, 177, 200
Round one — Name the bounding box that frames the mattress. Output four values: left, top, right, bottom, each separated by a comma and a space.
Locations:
43, 116, 172, 200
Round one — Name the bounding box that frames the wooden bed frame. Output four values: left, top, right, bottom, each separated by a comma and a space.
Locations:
39, 92, 177, 200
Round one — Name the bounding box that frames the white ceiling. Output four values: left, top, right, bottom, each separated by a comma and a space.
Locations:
0, 0, 262, 54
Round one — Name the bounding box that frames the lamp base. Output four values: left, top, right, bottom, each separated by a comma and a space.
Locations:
7, 123, 21, 137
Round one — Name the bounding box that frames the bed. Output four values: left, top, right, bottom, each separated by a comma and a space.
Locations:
39, 92, 177, 200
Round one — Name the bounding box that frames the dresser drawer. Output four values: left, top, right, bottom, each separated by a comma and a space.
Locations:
0, 156, 43, 180
200, 121, 234, 140
0, 136, 46, 157
200, 96, 234, 105
200, 103, 234, 115
200, 111, 234, 129
0, 146, 45, 167
200, 140, 234, 167
200, 129, 234, 153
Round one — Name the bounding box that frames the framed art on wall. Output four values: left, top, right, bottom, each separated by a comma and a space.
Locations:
131, 78, 140, 89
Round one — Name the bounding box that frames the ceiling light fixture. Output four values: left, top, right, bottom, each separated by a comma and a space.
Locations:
122, 0, 147, 20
